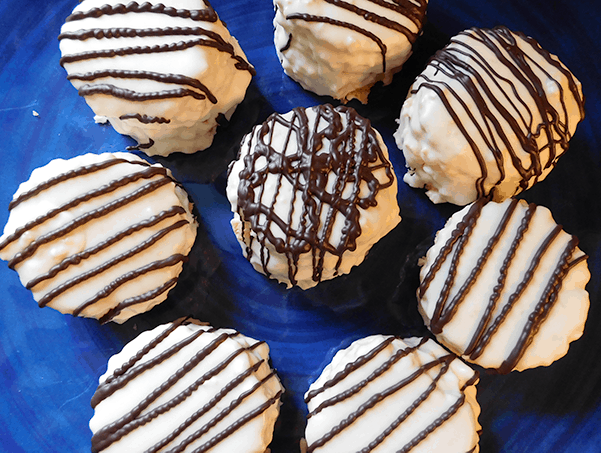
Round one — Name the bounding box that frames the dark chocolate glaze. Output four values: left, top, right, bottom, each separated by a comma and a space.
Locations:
120, 113, 171, 124
305, 336, 478, 453
64, 1, 218, 24
283, 0, 427, 74
410, 26, 585, 199
127, 138, 155, 151
90, 320, 281, 452
420, 199, 588, 373
8, 157, 148, 211
59, 1, 254, 148
233, 104, 395, 286
0, 156, 195, 321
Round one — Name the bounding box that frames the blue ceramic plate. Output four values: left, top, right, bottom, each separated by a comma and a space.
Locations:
1, 0, 600, 451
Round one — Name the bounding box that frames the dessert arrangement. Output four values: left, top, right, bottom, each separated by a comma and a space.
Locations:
0, 0, 598, 452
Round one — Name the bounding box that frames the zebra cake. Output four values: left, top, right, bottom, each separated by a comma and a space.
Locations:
59, 0, 255, 156
226, 104, 401, 289
90, 318, 284, 452
303, 335, 481, 453
394, 26, 585, 205
417, 198, 590, 373
273, 0, 428, 103
0, 152, 197, 323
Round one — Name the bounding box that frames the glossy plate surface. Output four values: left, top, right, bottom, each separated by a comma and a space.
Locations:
0, 0, 600, 451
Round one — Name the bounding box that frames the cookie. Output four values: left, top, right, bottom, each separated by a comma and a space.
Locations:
59, 0, 255, 156
226, 104, 401, 289
418, 198, 590, 373
0, 152, 197, 323
394, 26, 585, 205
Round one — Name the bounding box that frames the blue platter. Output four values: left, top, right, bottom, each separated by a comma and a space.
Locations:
1, 0, 600, 451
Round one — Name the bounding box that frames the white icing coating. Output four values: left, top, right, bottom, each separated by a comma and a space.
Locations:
394, 27, 584, 205
0, 152, 197, 323
418, 198, 590, 373
59, 0, 254, 156
273, 0, 428, 103
226, 105, 401, 289
90, 319, 284, 452
304, 335, 481, 453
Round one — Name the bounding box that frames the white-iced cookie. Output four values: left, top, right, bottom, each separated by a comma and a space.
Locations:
303, 335, 481, 453
0, 152, 197, 323
418, 198, 590, 373
59, 0, 255, 156
394, 26, 585, 205
274, 0, 428, 103
226, 104, 401, 289
90, 318, 284, 452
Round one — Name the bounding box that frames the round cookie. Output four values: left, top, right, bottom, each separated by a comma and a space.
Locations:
90, 318, 284, 452
394, 26, 585, 205
226, 104, 401, 289
0, 152, 197, 323
303, 335, 481, 453
417, 198, 590, 373
273, 0, 428, 103
59, 0, 255, 156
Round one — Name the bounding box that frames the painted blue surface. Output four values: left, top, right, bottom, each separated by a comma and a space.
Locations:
0, 0, 600, 451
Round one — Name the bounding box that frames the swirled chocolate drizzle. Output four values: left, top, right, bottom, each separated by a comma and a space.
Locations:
420, 199, 588, 373
235, 104, 395, 286
305, 336, 479, 453
0, 155, 195, 323
59, 1, 254, 131
411, 26, 585, 199
90, 320, 282, 452
284, 0, 427, 73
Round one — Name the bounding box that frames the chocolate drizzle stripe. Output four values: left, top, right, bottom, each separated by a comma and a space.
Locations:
287, 14, 387, 72
412, 26, 585, 198
78, 83, 207, 101
7, 173, 172, 269
36, 219, 189, 308
306, 354, 456, 453
26, 206, 186, 290
419, 199, 485, 300
142, 345, 266, 453
98, 276, 177, 324
469, 224, 563, 368
236, 104, 395, 286
8, 157, 149, 211
71, 253, 187, 316
189, 390, 283, 453
127, 138, 155, 151
92, 331, 235, 451
2, 166, 169, 258
92, 324, 209, 408
59, 26, 224, 43
65, 2, 218, 24
307, 337, 429, 419
366, 0, 427, 28
436, 198, 520, 331
396, 393, 466, 453
465, 202, 537, 358
430, 200, 484, 334
324, 0, 416, 43
367, 361, 466, 453
498, 235, 580, 374
119, 113, 171, 124
60, 37, 254, 75
102, 317, 189, 387
305, 336, 396, 404
165, 372, 281, 453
